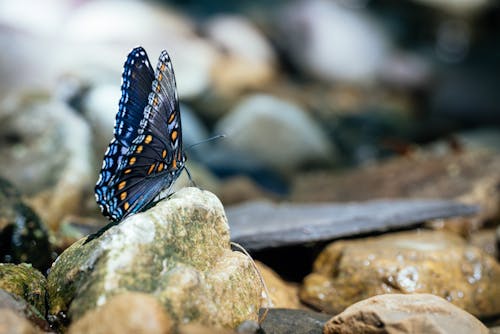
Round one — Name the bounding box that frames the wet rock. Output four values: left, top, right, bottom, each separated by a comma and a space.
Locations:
0, 308, 44, 334
68, 292, 173, 334
227, 199, 477, 250
256, 261, 301, 309
215, 94, 335, 173
0, 178, 52, 272
259, 308, 331, 334
301, 230, 500, 317
277, 0, 390, 84
292, 149, 500, 231
206, 15, 276, 95
0, 96, 93, 230
48, 188, 261, 329
324, 293, 488, 334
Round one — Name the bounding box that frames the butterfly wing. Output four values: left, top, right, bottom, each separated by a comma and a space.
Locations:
94, 48, 185, 228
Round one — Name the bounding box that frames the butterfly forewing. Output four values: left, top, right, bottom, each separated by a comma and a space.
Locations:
94, 47, 185, 229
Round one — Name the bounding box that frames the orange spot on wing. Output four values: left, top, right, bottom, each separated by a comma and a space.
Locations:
171, 131, 178, 141
144, 135, 153, 144
158, 73, 163, 81
160, 64, 166, 72
129, 157, 136, 165
172, 159, 177, 169
118, 181, 126, 190
124, 169, 132, 174
136, 145, 143, 153
162, 150, 167, 158
153, 96, 158, 106
120, 192, 127, 200
168, 113, 175, 124
148, 164, 155, 175
124, 202, 130, 210
158, 163, 164, 172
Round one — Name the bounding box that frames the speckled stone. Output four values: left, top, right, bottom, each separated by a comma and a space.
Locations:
48, 188, 261, 330
300, 230, 500, 318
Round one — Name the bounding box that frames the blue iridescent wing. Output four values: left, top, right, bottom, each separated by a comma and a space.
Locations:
92, 48, 185, 239
94, 47, 155, 221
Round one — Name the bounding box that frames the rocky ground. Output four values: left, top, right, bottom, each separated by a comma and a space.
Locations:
0, 0, 499, 333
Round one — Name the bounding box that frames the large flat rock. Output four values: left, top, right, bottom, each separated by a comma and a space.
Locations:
227, 199, 478, 250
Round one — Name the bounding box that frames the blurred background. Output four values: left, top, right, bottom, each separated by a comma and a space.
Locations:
0, 0, 499, 235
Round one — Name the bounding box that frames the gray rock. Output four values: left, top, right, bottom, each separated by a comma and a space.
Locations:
323, 294, 489, 334
0, 97, 93, 230
277, 0, 391, 84
48, 188, 261, 329
215, 94, 335, 172
206, 15, 277, 95
259, 308, 332, 334
227, 199, 478, 250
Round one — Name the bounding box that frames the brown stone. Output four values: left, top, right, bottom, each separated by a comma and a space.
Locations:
300, 230, 500, 317
256, 261, 301, 309
0, 309, 42, 334
292, 149, 500, 232
177, 323, 235, 334
68, 292, 174, 334
323, 293, 488, 334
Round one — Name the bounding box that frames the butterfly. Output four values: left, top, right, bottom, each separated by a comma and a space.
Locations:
88, 47, 186, 243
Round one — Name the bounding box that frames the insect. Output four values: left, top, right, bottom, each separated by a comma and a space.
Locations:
88, 47, 186, 242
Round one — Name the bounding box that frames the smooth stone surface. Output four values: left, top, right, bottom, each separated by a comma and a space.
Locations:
259, 308, 332, 334
68, 292, 174, 334
0, 264, 47, 318
0, 96, 93, 230
0, 178, 52, 272
300, 230, 500, 318
0, 289, 50, 332
256, 261, 301, 309
292, 149, 500, 231
227, 199, 477, 250
277, 0, 390, 83
215, 94, 335, 172
324, 293, 488, 334
48, 188, 261, 329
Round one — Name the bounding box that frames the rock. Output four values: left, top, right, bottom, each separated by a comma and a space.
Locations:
68, 292, 173, 334
259, 308, 331, 334
470, 229, 497, 260
48, 188, 261, 329
178, 323, 236, 334
227, 199, 477, 250
412, 0, 490, 16
0, 178, 52, 272
0, 308, 44, 334
277, 0, 391, 84
0, 264, 47, 319
300, 230, 500, 318
256, 261, 301, 309
0, 96, 93, 230
215, 94, 335, 172
206, 15, 276, 95
324, 293, 488, 334
292, 149, 500, 232
217, 176, 276, 206
0, 263, 50, 331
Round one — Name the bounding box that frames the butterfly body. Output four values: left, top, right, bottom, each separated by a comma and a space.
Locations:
90, 47, 185, 241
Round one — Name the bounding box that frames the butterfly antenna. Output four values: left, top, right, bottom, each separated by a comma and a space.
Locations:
186, 134, 226, 152
231, 241, 272, 325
